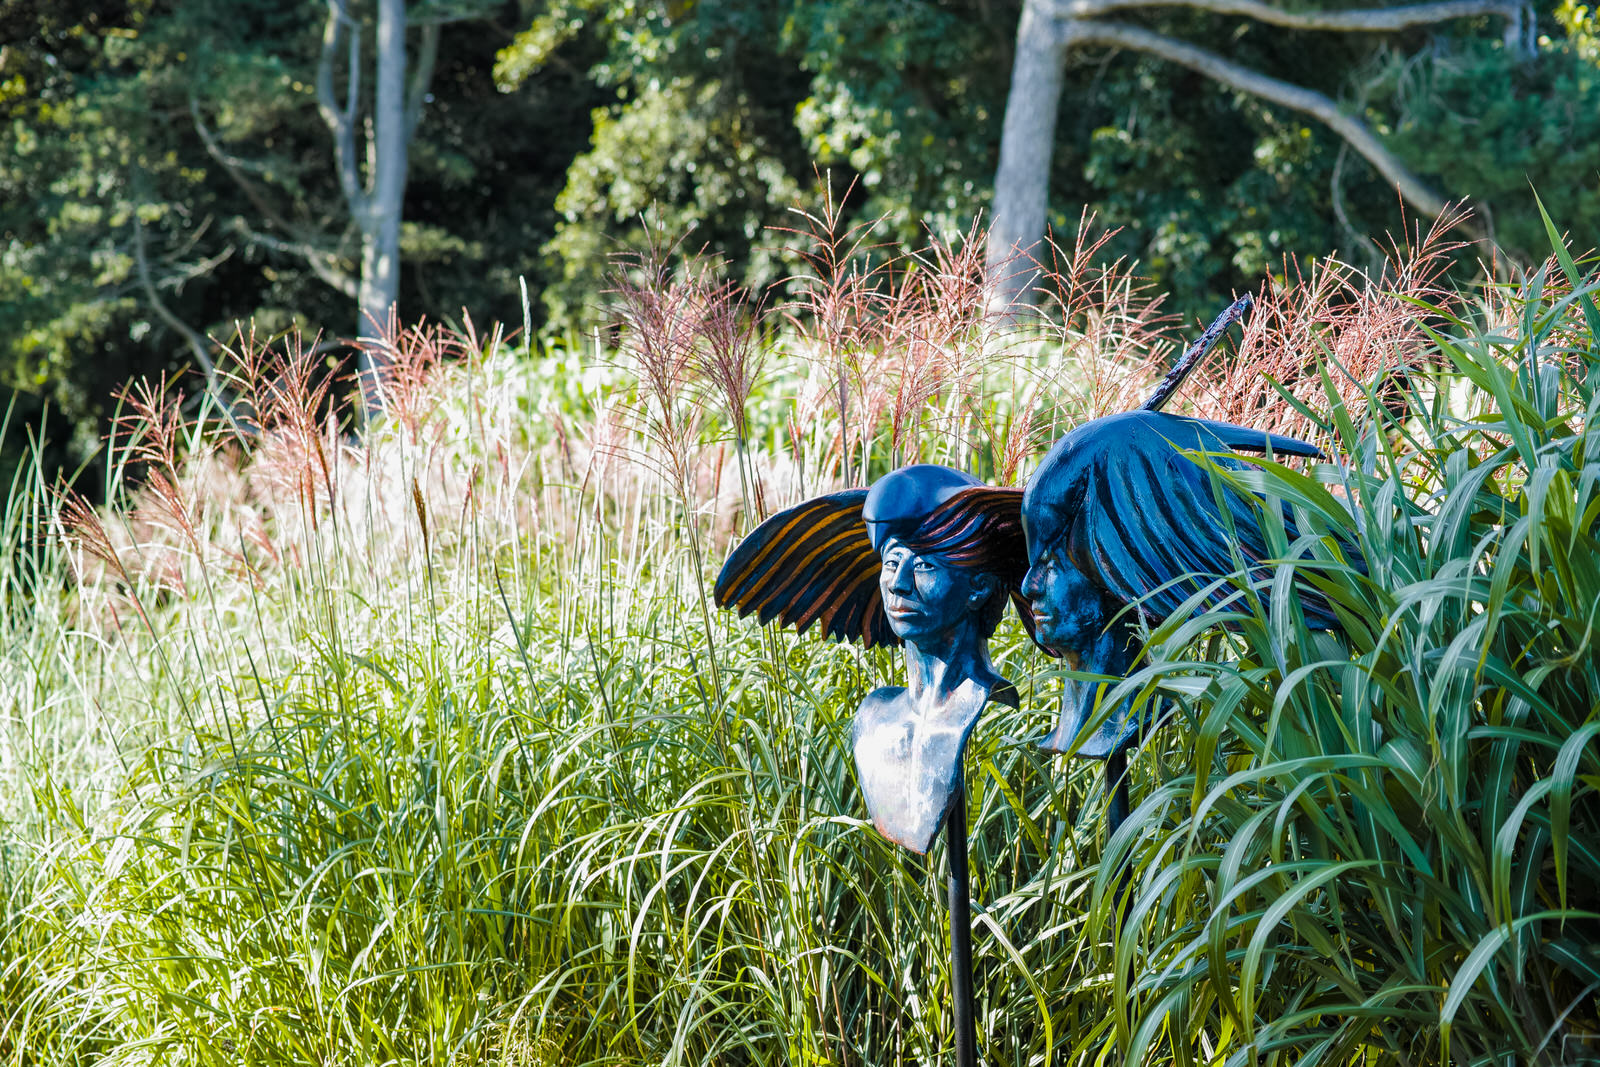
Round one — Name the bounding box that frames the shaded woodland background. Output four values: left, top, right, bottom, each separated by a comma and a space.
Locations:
2, 0, 1597, 488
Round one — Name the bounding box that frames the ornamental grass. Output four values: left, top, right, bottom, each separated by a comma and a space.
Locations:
1, 208, 1594, 1065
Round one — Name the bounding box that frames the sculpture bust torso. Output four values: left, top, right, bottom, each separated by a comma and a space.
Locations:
855, 673, 1018, 853
849, 491, 1022, 853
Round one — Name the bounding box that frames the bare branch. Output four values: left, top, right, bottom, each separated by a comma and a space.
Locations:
405, 21, 441, 144
171, 234, 235, 288
195, 95, 364, 299
315, 2, 347, 128
990, 0, 1514, 312
345, 11, 360, 121
132, 214, 249, 435
191, 97, 300, 235
132, 215, 221, 382
1331, 141, 1386, 269
317, 0, 366, 214
235, 219, 361, 299
189, 100, 274, 179
1068, 19, 1464, 224
1052, 0, 1522, 33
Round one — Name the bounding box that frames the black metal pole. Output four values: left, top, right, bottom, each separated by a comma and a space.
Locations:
1105, 749, 1129, 838
947, 780, 977, 1067
1105, 746, 1135, 1042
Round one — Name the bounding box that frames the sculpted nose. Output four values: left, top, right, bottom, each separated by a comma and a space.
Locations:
1020, 565, 1042, 598
888, 561, 915, 595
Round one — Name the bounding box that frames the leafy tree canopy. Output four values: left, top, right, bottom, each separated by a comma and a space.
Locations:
1, 0, 599, 484
509, 2, 1597, 329
3, 0, 1597, 488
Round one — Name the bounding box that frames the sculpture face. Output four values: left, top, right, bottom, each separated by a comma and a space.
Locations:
1018, 409, 1331, 759
858, 534, 1011, 852
878, 538, 988, 644
1018, 545, 1104, 659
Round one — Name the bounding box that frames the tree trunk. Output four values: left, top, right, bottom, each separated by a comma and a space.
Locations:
318, 0, 438, 421
356, 0, 408, 413
987, 0, 1525, 315
986, 0, 1070, 317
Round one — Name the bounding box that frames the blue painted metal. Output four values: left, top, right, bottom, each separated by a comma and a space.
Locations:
716, 462, 1025, 1066
1019, 407, 1327, 758
715, 297, 1362, 1062
716, 463, 1026, 851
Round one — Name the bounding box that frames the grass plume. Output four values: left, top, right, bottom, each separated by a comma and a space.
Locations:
3, 206, 1595, 1065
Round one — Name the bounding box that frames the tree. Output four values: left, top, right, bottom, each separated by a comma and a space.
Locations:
317, 0, 435, 412
1374, 31, 1600, 263
192, 0, 497, 415
181, 0, 598, 360
985, 0, 1532, 312
0, 0, 237, 468
496, 0, 1021, 326
0, 0, 596, 487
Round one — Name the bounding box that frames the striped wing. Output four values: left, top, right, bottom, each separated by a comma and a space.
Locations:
714, 489, 898, 648
1185, 416, 1323, 459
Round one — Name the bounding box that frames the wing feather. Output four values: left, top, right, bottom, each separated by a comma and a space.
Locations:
755, 544, 856, 625
1187, 417, 1322, 458
720, 496, 868, 608
714, 489, 896, 647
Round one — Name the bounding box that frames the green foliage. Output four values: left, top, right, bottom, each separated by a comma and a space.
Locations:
1555, 0, 1600, 65
1101, 218, 1600, 1063
1378, 36, 1600, 264
1079, 22, 1383, 299
504, 0, 1021, 320
0, 0, 190, 466
510, 0, 1600, 336
543, 75, 804, 325
782, 0, 1016, 239
4, 214, 1598, 1062
500, 0, 815, 322
0, 0, 599, 488
8, 0, 1599, 497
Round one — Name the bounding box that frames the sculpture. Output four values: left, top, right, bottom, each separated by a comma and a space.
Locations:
715, 462, 1028, 1067
715, 294, 1361, 1061
1020, 407, 1327, 759
1017, 293, 1357, 827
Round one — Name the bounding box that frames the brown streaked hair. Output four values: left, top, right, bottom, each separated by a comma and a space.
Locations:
895, 486, 1031, 639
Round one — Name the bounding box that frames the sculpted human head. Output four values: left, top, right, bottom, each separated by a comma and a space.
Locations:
1018, 427, 1103, 657
713, 461, 1026, 651
864, 464, 1019, 648
1017, 543, 1109, 657
713, 459, 1032, 847
1017, 408, 1334, 757
878, 536, 1002, 645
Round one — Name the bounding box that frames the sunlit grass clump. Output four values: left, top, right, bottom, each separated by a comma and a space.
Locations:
1, 207, 1595, 1066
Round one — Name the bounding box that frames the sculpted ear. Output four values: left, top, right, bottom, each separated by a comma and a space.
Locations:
968, 572, 1000, 608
